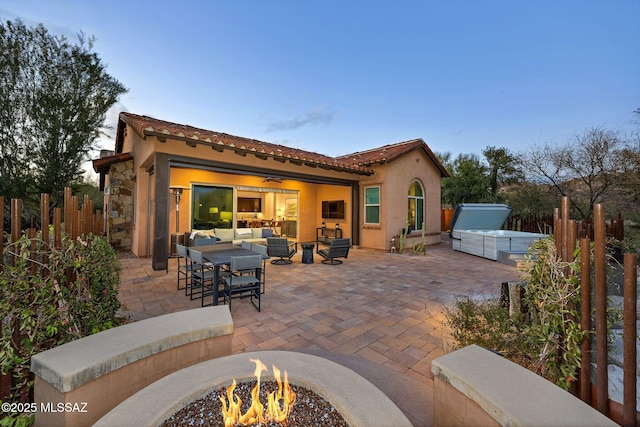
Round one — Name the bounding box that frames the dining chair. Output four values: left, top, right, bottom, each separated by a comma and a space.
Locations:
189, 249, 216, 302
241, 240, 252, 250
251, 243, 268, 294
176, 244, 192, 294
222, 255, 262, 311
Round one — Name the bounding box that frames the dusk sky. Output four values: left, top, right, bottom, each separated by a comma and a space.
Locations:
1, 1, 639, 162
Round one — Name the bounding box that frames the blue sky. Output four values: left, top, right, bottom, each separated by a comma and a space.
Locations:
1, 1, 639, 161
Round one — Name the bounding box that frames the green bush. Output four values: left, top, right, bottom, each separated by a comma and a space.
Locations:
522, 237, 587, 389
444, 295, 539, 372
444, 236, 588, 391
0, 232, 123, 417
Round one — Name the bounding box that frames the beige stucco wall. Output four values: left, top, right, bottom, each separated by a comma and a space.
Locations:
119, 127, 443, 256
315, 184, 352, 241
359, 148, 443, 251
119, 130, 155, 256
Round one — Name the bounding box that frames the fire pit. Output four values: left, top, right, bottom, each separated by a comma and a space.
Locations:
95, 350, 412, 427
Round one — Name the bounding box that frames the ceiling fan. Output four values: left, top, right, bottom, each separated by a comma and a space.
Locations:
263, 177, 284, 183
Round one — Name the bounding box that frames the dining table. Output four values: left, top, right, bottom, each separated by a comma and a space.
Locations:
188, 244, 267, 307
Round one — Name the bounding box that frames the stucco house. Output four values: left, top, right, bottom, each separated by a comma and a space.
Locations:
93, 112, 450, 270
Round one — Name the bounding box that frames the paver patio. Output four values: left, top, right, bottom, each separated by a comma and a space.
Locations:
117, 235, 520, 426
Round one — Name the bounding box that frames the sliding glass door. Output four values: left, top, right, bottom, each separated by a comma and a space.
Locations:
191, 185, 233, 229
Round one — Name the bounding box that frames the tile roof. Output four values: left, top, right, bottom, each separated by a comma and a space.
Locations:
335, 139, 450, 177
114, 112, 449, 177
117, 113, 372, 175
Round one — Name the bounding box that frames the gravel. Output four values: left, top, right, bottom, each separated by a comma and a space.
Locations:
161, 380, 349, 427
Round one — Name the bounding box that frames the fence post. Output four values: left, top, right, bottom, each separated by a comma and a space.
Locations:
11, 199, 22, 266
0, 196, 4, 273
64, 187, 73, 235
623, 253, 638, 427
41, 193, 50, 267
561, 197, 570, 262
579, 237, 592, 404
594, 204, 608, 415
72, 195, 79, 240
54, 207, 62, 249
554, 207, 562, 257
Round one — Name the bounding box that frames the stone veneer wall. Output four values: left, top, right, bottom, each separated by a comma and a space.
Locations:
107, 160, 134, 250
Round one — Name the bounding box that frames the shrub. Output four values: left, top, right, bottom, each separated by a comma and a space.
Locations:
0, 232, 123, 417
444, 236, 588, 391
521, 236, 587, 389
444, 295, 539, 372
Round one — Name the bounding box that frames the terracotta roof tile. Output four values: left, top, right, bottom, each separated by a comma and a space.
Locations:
336, 139, 450, 177
118, 112, 372, 175
336, 139, 424, 165
115, 112, 449, 177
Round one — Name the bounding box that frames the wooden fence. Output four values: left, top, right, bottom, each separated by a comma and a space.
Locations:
506, 211, 625, 241
553, 197, 637, 426
0, 188, 104, 403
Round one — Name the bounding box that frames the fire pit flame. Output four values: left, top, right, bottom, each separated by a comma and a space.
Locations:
219, 358, 297, 427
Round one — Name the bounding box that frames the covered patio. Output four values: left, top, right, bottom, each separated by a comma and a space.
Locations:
117, 236, 520, 425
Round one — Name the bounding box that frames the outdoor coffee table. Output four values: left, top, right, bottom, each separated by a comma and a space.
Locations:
299, 242, 315, 264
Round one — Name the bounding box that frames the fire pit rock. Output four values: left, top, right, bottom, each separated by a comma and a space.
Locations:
95, 350, 412, 427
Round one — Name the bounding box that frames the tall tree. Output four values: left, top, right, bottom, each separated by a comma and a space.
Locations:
482, 146, 523, 201
441, 153, 488, 207
0, 19, 127, 214
521, 127, 626, 218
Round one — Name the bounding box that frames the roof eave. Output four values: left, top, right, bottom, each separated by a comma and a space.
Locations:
143, 130, 374, 176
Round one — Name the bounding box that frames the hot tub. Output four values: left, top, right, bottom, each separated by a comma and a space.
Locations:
451, 229, 547, 260
449, 204, 547, 261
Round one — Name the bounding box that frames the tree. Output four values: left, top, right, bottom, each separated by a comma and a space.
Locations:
612, 108, 640, 224
440, 153, 488, 207
0, 19, 127, 219
501, 181, 558, 217
520, 127, 627, 218
438, 147, 523, 208
482, 146, 523, 201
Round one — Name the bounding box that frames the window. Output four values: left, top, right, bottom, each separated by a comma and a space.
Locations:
191, 185, 233, 229
364, 186, 380, 224
407, 181, 424, 232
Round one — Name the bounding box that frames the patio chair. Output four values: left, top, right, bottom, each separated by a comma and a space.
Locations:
252, 243, 268, 294
241, 240, 252, 250
318, 238, 351, 265
222, 255, 262, 311
266, 237, 297, 264
176, 244, 193, 294
189, 249, 217, 303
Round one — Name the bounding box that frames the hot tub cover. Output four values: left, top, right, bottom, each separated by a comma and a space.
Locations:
450, 203, 512, 232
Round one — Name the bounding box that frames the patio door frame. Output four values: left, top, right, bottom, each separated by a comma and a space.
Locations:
149, 154, 360, 271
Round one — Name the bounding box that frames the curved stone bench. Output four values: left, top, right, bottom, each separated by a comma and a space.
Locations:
31, 306, 233, 427
432, 344, 617, 426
